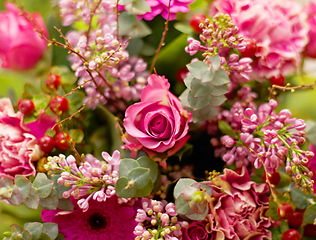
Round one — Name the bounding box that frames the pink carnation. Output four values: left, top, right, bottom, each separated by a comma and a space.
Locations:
42, 196, 137, 240
305, 2, 316, 58
139, 0, 195, 21
0, 2, 48, 70
122, 74, 192, 164
205, 167, 272, 240
210, 0, 308, 80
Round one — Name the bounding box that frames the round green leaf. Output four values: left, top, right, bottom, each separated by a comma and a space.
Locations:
24, 222, 43, 240
119, 159, 140, 178
174, 178, 197, 199
128, 167, 150, 189
15, 175, 32, 201
134, 179, 153, 197
115, 177, 136, 198
137, 156, 159, 182
175, 194, 191, 215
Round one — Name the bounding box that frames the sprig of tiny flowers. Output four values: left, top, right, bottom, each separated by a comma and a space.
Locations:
217, 99, 314, 193
44, 150, 129, 211
134, 199, 188, 240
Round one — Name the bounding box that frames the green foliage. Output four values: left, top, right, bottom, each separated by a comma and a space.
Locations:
179, 56, 229, 122
115, 156, 160, 198
0, 174, 58, 211
303, 204, 316, 224
2, 222, 58, 240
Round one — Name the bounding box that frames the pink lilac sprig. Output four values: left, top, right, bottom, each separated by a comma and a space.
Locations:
185, 13, 253, 91
215, 99, 314, 192
44, 150, 129, 211
134, 198, 188, 240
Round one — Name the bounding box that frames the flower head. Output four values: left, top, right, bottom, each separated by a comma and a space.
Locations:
42, 196, 137, 240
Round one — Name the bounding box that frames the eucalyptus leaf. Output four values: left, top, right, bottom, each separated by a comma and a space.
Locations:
118, 0, 134, 5
40, 189, 59, 210
208, 55, 221, 70
188, 93, 212, 110
186, 207, 209, 221
23, 187, 40, 210
209, 95, 226, 107
115, 177, 136, 198
137, 156, 159, 182
174, 178, 197, 199
14, 175, 32, 201
186, 61, 209, 79
8, 187, 23, 206
32, 174, 54, 199
303, 204, 316, 224
43, 223, 59, 240
190, 79, 214, 98
210, 84, 228, 96
24, 222, 43, 240
175, 194, 191, 215
212, 69, 230, 86
21, 230, 33, 240
128, 167, 150, 189
118, 12, 137, 36
119, 159, 140, 178
134, 179, 154, 197
191, 105, 219, 123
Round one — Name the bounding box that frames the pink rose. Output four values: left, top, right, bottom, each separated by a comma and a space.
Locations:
183, 222, 211, 240
0, 2, 48, 70
123, 74, 192, 164
206, 167, 272, 240
305, 2, 316, 58
0, 98, 55, 179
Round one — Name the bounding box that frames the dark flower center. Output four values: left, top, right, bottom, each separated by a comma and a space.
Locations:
88, 213, 107, 230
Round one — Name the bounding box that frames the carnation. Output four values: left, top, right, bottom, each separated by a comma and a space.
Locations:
210, 0, 308, 80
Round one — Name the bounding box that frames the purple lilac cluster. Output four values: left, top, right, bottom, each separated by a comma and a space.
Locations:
185, 13, 252, 91
134, 198, 187, 240
212, 99, 314, 191
45, 150, 129, 212
59, 0, 148, 111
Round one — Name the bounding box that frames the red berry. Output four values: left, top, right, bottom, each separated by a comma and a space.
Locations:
50, 96, 69, 115
278, 203, 294, 219
176, 67, 189, 84
288, 211, 304, 229
190, 14, 206, 34
18, 99, 35, 115
46, 74, 61, 90
55, 132, 70, 150
281, 229, 301, 240
270, 74, 285, 86
38, 135, 55, 153
240, 39, 258, 58
304, 224, 316, 237
262, 171, 281, 186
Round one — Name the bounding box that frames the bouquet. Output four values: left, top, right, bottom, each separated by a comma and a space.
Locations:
1, 0, 316, 239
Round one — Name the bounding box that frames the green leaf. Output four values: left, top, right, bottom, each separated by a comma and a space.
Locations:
8, 187, 23, 206
137, 156, 159, 182
291, 188, 312, 210
188, 93, 212, 110
119, 159, 140, 178
218, 120, 236, 137
266, 197, 280, 221
69, 129, 84, 144
43, 223, 58, 240
15, 175, 32, 201
126, 0, 151, 15
33, 94, 50, 114
21, 230, 33, 240
23, 187, 40, 210
115, 177, 136, 198
208, 55, 221, 70
134, 179, 154, 197
174, 178, 197, 199
24, 222, 43, 240
210, 84, 228, 96
186, 207, 209, 221
175, 194, 191, 215
40, 189, 59, 210
190, 79, 214, 98
304, 204, 316, 224
39, 232, 52, 240
187, 61, 209, 79
128, 167, 150, 189
24, 83, 40, 96
32, 174, 54, 199
118, 0, 134, 5
118, 12, 137, 36
209, 95, 227, 107
212, 69, 230, 86
57, 198, 74, 211
305, 120, 316, 145
191, 106, 219, 123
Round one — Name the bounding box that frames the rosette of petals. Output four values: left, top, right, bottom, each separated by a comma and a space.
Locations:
204, 167, 272, 240
210, 0, 308, 80
45, 150, 129, 211
134, 198, 187, 240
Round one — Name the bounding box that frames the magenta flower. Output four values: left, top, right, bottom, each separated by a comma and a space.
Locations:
42, 196, 137, 240
122, 74, 192, 164
0, 2, 48, 70
183, 221, 214, 240
210, 0, 308, 80
305, 2, 316, 58
206, 167, 272, 240
139, 0, 195, 21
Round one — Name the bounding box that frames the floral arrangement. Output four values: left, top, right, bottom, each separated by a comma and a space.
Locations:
2, 0, 316, 239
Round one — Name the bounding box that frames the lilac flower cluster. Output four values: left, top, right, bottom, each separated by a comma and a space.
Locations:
185, 13, 252, 91
59, 0, 148, 111
134, 198, 188, 240
213, 99, 314, 191
45, 150, 129, 211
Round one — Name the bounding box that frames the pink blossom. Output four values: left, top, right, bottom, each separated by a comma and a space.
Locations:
122, 74, 192, 164
205, 167, 272, 240
139, 0, 195, 21
210, 0, 308, 80
305, 2, 316, 58
0, 98, 41, 179
0, 2, 48, 70
42, 196, 137, 240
